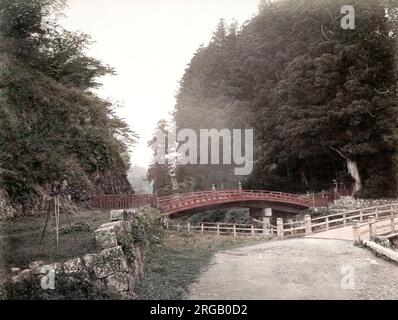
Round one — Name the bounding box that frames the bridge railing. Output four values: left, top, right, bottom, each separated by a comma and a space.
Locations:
90, 189, 346, 212
276, 203, 398, 239
90, 194, 155, 210
158, 189, 312, 214
352, 211, 398, 244
165, 221, 276, 238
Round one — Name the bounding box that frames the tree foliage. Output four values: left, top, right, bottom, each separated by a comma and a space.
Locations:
0, 0, 136, 206
174, 0, 398, 197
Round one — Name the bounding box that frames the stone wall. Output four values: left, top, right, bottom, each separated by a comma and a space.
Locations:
9, 209, 144, 298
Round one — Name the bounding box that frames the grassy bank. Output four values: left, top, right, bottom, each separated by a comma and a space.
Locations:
134, 232, 265, 300
0, 210, 109, 280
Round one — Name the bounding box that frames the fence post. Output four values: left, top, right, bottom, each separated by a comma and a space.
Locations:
352, 220, 361, 245
343, 212, 346, 227
277, 218, 284, 240
233, 224, 237, 238
325, 216, 329, 231
288, 219, 293, 236
177, 223, 180, 232
216, 224, 220, 236
304, 214, 312, 235
251, 225, 255, 237
375, 207, 379, 219
359, 210, 363, 222
187, 222, 190, 233
369, 216, 376, 238
391, 216, 395, 233
201, 223, 204, 234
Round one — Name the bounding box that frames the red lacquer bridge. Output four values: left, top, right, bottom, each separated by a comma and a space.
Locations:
91, 189, 334, 217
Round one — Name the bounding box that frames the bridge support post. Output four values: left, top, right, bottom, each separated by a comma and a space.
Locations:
304, 214, 312, 235
276, 218, 284, 240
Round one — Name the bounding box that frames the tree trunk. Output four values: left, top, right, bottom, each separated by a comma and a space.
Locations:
300, 168, 309, 187
329, 147, 362, 193
346, 158, 361, 193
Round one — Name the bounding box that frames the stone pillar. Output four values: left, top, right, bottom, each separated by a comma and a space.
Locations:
276, 218, 284, 240
352, 220, 360, 245
369, 216, 376, 238
304, 214, 312, 235
250, 208, 272, 219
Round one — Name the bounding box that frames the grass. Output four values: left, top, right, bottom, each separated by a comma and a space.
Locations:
0, 210, 110, 280
0, 209, 267, 300
134, 232, 264, 300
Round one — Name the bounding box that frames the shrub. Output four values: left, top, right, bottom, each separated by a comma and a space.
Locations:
130, 208, 165, 248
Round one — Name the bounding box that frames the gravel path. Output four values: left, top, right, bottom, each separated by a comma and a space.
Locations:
188, 238, 398, 300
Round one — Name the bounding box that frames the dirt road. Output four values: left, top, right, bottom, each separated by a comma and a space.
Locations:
188, 238, 398, 300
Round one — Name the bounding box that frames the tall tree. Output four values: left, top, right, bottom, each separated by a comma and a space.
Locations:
0, 0, 137, 208
174, 0, 398, 198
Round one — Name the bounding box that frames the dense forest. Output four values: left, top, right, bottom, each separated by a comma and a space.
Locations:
155, 0, 398, 198
0, 0, 136, 212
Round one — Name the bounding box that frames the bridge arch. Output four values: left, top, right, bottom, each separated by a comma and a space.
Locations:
157, 190, 312, 217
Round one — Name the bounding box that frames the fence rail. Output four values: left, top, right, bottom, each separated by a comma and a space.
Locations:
352, 212, 398, 244
165, 221, 276, 238
276, 202, 398, 240
90, 194, 155, 210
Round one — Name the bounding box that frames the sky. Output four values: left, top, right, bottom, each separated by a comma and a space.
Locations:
61, 0, 260, 168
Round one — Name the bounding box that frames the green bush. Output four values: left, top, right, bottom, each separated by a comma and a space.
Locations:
130, 208, 165, 248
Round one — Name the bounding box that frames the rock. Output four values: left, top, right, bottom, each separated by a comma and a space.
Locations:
123, 209, 137, 221
44, 262, 64, 275
83, 253, 113, 279
11, 267, 21, 273
99, 221, 124, 233
95, 227, 118, 250
104, 272, 131, 293
100, 246, 129, 273
131, 246, 144, 279
110, 210, 124, 222
83, 247, 129, 279
63, 257, 87, 276
11, 269, 32, 283
29, 261, 45, 275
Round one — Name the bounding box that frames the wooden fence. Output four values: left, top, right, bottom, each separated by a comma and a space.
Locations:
164, 203, 398, 240
352, 211, 398, 244
90, 194, 155, 210
276, 203, 398, 240
165, 221, 275, 238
